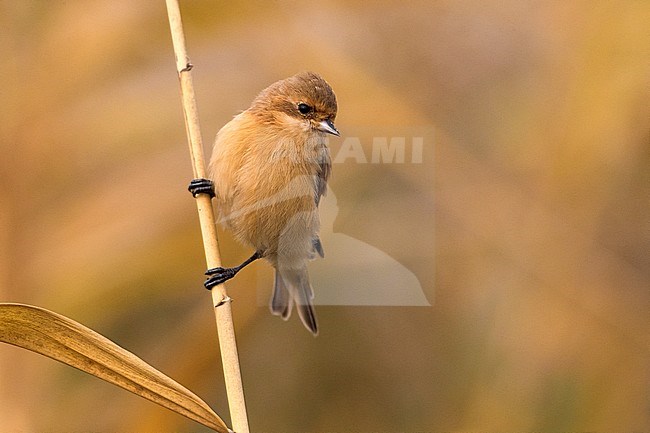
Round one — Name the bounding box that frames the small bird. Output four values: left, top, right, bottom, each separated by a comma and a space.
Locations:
205, 71, 339, 335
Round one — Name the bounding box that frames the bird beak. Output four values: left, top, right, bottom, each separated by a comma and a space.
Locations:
319, 118, 340, 136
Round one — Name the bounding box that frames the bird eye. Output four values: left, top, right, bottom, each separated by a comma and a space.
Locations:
297, 103, 313, 115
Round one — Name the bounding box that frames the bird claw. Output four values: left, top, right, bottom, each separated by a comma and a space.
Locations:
202, 252, 262, 290
188, 178, 215, 198
204, 266, 237, 289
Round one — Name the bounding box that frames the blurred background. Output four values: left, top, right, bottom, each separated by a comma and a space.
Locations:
1, 1, 648, 432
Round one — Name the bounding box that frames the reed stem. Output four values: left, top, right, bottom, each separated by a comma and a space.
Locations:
165, 2, 249, 432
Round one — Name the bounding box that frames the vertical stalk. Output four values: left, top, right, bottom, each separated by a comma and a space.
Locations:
165, 2, 249, 432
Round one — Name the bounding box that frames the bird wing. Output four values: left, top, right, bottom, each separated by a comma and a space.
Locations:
314, 152, 331, 206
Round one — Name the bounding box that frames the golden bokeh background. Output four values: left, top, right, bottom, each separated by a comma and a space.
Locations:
1, 1, 648, 432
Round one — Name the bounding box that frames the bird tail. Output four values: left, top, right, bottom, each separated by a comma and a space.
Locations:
270, 266, 318, 335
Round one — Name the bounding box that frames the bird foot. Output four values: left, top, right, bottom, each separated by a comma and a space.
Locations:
188, 178, 215, 198
202, 251, 262, 290
204, 267, 238, 290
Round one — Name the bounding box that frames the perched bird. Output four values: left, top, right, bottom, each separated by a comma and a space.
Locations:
205, 71, 339, 335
